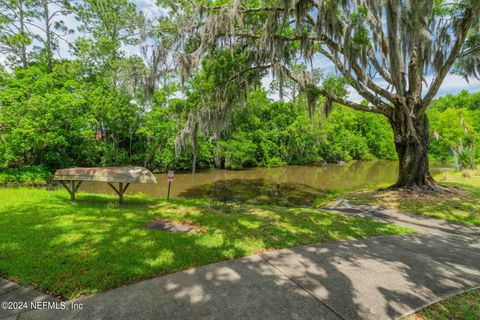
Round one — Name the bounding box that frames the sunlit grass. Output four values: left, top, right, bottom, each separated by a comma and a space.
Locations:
0, 187, 412, 299
405, 289, 480, 320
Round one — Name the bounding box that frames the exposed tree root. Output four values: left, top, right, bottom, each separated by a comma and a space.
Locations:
383, 174, 458, 194
384, 184, 453, 193
379, 184, 465, 198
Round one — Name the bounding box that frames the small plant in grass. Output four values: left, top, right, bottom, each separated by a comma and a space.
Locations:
440, 171, 450, 181
461, 169, 473, 178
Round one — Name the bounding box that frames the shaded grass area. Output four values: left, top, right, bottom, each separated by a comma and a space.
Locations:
0, 188, 412, 300
327, 174, 480, 226
405, 289, 480, 320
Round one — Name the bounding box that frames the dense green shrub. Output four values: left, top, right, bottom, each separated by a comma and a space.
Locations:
0, 166, 51, 186
215, 135, 257, 169
428, 91, 479, 168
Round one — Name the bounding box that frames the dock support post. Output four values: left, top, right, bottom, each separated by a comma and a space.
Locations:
60, 181, 82, 201
108, 182, 130, 205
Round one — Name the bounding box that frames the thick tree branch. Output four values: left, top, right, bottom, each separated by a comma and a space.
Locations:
279, 63, 391, 117
386, 0, 406, 96
319, 46, 395, 109
222, 30, 398, 104
407, 51, 423, 103
330, 96, 390, 116
367, 49, 393, 84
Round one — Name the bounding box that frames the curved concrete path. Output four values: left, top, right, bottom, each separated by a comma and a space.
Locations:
3, 205, 480, 320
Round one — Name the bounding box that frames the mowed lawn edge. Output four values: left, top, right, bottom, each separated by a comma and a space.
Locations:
0, 187, 413, 300
404, 288, 480, 320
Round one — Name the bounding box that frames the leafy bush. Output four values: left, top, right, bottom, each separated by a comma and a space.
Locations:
215, 136, 257, 169
428, 97, 479, 168
0, 166, 52, 186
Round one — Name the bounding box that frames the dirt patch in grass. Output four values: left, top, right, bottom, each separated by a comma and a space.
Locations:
146, 219, 207, 233
354, 187, 469, 208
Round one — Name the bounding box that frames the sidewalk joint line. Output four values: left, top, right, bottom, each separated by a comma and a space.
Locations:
259, 253, 347, 320
0, 286, 20, 298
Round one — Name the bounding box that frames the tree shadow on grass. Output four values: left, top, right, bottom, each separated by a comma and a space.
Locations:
16, 223, 480, 320
0, 191, 403, 301
1, 191, 480, 320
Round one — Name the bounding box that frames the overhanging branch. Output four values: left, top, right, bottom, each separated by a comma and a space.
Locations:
279, 63, 391, 117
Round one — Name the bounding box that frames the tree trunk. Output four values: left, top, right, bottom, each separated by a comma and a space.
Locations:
19, 0, 28, 69
191, 122, 199, 174
43, 0, 53, 72
389, 106, 437, 190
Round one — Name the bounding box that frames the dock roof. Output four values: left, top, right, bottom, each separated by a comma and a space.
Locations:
54, 167, 157, 184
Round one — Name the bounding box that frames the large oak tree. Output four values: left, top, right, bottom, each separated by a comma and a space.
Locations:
179, 0, 480, 190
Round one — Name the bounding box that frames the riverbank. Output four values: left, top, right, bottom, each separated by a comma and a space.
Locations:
0, 166, 51, 186
1, 171, 478, 307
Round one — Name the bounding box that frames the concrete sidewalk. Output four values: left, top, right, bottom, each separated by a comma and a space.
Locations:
0, 278, 59, 320
4, 206, 480, 320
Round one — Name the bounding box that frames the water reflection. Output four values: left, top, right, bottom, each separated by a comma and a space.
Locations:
78, 161, 449, 204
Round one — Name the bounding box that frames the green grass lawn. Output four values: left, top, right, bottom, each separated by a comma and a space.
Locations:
405, 289, 480, 320
329, 173, 480, 226
0, 187, 412, 299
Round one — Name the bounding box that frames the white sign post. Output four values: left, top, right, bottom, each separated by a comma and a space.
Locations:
167, 170, 174, 199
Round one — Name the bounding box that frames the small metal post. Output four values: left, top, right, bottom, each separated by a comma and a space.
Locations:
166, 170, 174, 200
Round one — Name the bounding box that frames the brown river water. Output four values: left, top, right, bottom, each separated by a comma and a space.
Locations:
78, 161, 451, 206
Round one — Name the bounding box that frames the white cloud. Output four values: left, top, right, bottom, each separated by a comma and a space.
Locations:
429, 75, 480, 97
133, 0, 166, 19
